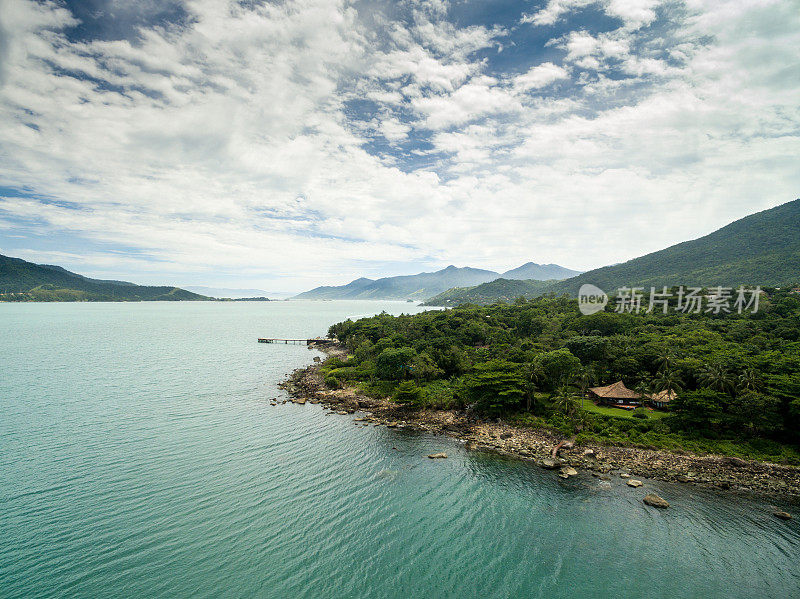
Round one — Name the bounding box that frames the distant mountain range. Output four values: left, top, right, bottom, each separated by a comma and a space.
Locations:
0, 254, 210, 302
291, 262, 582, 301
425, 198, 800, 305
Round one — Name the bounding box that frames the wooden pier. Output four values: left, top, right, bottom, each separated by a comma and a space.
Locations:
258, 338, 334, 345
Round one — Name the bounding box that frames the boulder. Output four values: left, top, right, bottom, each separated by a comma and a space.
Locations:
723, 456, 748, 468
428, 452, 448, 459
773, 511, 793, 521
598, 481, 612, 489
313, 356, 321, 362
560, 466, 578, 477
295, 397, 307, 405
627, 479, 643, 488
643, 493, 670, 508
583, 449, 595, 458
540, 458, 561, 469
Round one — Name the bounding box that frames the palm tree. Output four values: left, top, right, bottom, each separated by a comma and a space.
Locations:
655, 350, 676, 373
573, 366, 595, 409
521, 363, 541, 412
634, 378, 655, 408
552, 387, 577, 417
738, 368, 763, 394
654, 369, 683, 397
698, 364, 734, 394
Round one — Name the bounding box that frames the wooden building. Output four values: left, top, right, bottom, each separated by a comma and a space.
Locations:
588, 381, 641, 409
647, 389, 676, 410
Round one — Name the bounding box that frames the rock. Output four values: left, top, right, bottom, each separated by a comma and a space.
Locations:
560, 466, 578, 477
558, 472, 570, 479
583, 449, 595, 458
620, 473, 631, 479
562, 441, 574, 450
499, 432, 513, 440
773, 511, 793, 521
296, 397, 306, 405
676, 475, 691, 483
643, 493, 670, 508
540, 458, 561, 469
599, 474, 611, 481
313, 356, 321, 362
598, 481, 612, 490
627, 479, 643, 488
723, 456, 748, 468
428, 452, 448, 459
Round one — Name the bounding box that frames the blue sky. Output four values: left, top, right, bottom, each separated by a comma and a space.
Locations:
0, 0, 798, 292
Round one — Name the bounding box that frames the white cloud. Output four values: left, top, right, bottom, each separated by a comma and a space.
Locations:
513, 62, 570, 91
0, 0, 798, 288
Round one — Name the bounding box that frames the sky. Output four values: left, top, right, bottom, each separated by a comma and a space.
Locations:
0, 0, 798, 292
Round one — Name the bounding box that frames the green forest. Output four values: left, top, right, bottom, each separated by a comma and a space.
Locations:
326, 288, 800, 464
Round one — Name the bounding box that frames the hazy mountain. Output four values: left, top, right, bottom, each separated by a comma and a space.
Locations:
293, 266, 500, 300
0, 254, 210, 302
547, 198, 800, 295
501, 262, 581, 281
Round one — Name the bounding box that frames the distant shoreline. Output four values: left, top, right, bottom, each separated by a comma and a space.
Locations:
280, 343, 800, 501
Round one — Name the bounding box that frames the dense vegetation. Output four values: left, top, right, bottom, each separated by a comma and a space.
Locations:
0, 254, 209, 302
326, 289, 800, 463
424, 278, 555, 306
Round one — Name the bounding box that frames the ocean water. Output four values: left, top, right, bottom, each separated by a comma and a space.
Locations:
0, 301, 798, 599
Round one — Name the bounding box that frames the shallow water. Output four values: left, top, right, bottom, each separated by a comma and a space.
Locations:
1, 301, 798, 599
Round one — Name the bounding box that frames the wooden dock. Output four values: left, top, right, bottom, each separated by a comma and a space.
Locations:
258, 338, 334, 345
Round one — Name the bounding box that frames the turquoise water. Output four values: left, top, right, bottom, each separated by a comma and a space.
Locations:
1, 302, 798, 599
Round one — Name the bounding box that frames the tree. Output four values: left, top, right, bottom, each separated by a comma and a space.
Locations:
737, 368, 763, 394
464, 360, 525, 415
573, 366, 595, 409
671, 389, 725, 432
654, 369, 683, 396
520, 362, 541, 413
552, 386, 577, 418
375, 347, 417, 381
698, 364, 734, 395
394, 380, 422, 405
534, 348, 581, 390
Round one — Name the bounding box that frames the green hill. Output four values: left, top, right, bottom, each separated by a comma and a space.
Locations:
426, 199, 800, 305
423, 278, 555, 306
548, 199, 800, 295
0, 254, 210, 302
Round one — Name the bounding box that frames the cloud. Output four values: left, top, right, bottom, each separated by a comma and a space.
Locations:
513, 62, 570, 91
0, 0, 798, 289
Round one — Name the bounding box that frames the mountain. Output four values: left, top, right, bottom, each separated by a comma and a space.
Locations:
425, 199, 800, 305
293, 266, 500, 300
0, 254, 210, 302
424, 278, 556, 306
501, 262, 581, 280
547, 198, 800, 296
292, 261, 581, 301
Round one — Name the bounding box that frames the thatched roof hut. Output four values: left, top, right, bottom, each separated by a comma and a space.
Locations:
588, 381, 641, 406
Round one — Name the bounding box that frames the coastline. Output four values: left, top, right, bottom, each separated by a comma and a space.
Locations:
280, 344, 800, 502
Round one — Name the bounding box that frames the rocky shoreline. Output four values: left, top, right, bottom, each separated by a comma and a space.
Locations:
278, 345, 800, 505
